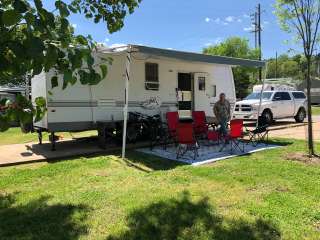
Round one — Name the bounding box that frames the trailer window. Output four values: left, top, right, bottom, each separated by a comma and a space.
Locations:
198, 76, 206, 91
212, 85, 216, 97
145, 63, 159, 90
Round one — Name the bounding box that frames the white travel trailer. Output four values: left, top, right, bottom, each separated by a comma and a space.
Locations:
32, 45, 265, 150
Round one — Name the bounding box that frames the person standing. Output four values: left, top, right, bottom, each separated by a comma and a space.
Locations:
213, 93, 231, 136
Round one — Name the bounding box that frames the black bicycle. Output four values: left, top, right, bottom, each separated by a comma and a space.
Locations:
127, 112, 167, 149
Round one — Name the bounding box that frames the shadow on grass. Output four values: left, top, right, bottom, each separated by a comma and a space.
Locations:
123, 151, 186, 171
264, 138, 294, 146
47, 149, 185, 172
0, 193, 89, 239
106, 192, 280, 240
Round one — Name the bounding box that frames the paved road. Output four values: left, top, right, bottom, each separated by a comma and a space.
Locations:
246, 116, 320, 141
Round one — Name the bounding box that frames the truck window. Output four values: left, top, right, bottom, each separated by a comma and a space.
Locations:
281, 92, 291, 100
245, 92, 272, 100
292, 92, 306, 99
273, 92, 291, 101
273, 92, 282, 101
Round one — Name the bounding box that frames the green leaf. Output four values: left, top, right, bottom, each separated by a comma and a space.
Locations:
45, 45, 58, 71
75, 35, 88, 45
78, 70, 90, 85
34, 0, 43, 10
68, 5, 78, 14
60, 18, 69, 31
86, 55, 94, 67
100, 65, 108, 78
13, 0, 29, 13
0, 115, 10, 132
51, 76, 58, 88
55, 1, 70, 18
35, 97, 46, 107
63, 70, 73, 89
70, 76, 77, 85
24, 12, 35, 25
25, 37, 45, 57
70, 49, 83, 70
2, 10, 22, 26
40, 9, 55, 27
0, 98, 7, 106
32, 59, 43, 76
18, 109, 33, 124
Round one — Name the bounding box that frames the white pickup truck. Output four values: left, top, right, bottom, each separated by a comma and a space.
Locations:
233, 91, 307, 124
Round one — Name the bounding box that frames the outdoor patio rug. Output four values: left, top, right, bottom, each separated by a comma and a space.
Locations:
137, 142, 281, 166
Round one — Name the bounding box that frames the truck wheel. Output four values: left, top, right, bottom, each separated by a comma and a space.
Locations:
295, 108, 306, 123
261, 110, 273, 125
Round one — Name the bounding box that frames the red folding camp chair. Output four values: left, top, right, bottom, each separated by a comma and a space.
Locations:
207, 130, 220, 145
220, 119, 245, 153
176, 123, 199, 161
192, 111, 209, 138
165, 111, 179, 148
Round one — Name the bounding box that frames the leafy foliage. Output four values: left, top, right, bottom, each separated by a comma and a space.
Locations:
275, 0, 320, 58
0, 0, 141, 132
0, 94, 46, 132
203, 37, 259, 98
275, 0, 320, 155
266, 53, 320, 82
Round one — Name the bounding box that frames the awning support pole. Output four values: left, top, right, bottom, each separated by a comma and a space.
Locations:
122, 46, 132, 159
256, 63, 268, 128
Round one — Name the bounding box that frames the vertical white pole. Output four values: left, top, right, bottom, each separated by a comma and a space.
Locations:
256, 63, 268, 128
122, 46, 132, 159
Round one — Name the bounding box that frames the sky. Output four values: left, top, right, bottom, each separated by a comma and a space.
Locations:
45, 0, 301, 59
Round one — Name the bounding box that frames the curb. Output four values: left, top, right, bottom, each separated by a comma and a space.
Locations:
268, 123, 307, 132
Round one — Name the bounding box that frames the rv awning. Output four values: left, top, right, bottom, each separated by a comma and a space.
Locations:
129, 45, 266, 68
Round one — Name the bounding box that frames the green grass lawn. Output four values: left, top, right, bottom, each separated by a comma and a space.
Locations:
0, 139, 320, 239
0, 128, 97, 146
312, 106, 320, 116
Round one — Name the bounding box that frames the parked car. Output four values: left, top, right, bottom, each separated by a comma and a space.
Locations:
233, 91, 307, 124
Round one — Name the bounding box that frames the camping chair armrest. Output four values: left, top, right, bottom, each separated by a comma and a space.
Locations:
207, 122, 217, 129
243, 126, 252, 135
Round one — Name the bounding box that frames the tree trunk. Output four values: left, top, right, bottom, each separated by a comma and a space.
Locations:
306, 57, 314, 156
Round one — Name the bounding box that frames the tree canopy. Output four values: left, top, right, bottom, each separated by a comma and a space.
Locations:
266, 53, 320, 81
0, 0, 141, 131
275, 0, 320, 155
203, 37, 259, 98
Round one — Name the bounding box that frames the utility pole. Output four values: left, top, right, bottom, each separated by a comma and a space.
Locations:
258, 3, 262, 82
250, 3, 262, 82
275, 52, 278, 79
251, 12, 258, 49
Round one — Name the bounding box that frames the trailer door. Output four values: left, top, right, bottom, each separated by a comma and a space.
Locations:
194, 73, 212, 116
177, 72, 193, 118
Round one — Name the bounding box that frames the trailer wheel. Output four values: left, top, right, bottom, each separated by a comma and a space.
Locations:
295, 108, 306, 123
126, 123, 138, 143
37, 129, 43, 145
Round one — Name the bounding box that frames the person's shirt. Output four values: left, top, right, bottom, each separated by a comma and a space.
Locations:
213, 99, 231, 122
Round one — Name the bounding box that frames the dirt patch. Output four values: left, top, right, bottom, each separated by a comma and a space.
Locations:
285, 153, 320, 165
313, 221, 320, 232
275, 186, 290, 192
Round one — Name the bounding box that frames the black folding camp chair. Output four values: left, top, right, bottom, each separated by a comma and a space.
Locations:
245, 117, 269, 146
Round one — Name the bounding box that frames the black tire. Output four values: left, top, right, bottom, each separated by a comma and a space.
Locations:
261, 109, 273, 125
126, 123, 138, 143
295, 108, 306, 123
